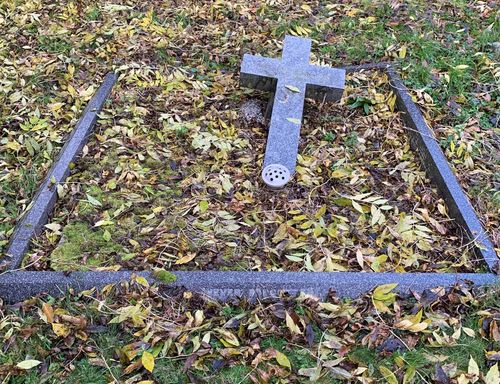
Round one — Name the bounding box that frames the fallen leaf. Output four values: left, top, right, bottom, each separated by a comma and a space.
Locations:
142, 351, 155, 372
285, 85, 300, 93
42, 302, 54, 323
52, 323, 71, 338
485, 363, 499, 384
379, 365, 398, 384
275, 350, 291, 370
175, 252, 196, 265
16, 360, 41, 370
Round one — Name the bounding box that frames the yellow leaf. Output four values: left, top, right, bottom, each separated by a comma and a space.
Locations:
134, 276, 149, 287
67, 84, 77, 97
175, 252, 196, 265
399, 45, 407, 58
276, 351, 291, 370
272, 223, 288, 243
141, 351, 155, 373
49, 102, 64, 113
388, 94, 397, 112
331, 169, 349, 178
52, 323, 70, 338
346, 8, 361, 17
371, 205, 381, 226
80, 85, 95, 99
313, 225, 323, 238
395, 319, 414, 329
319, 302, 340, 312
410, 309, 423, 324
199, 200, 209, 213
5, 141, 21, 151
373, 283, 398, 301
485, 363, 499, 384
285, 311, 302, 335
315, 205, 327, 219
356, 249, 364, 268
217, 329, 240, 347
454, 64, 469, 70
379, 366, 398, 384
372, 283, 398, 313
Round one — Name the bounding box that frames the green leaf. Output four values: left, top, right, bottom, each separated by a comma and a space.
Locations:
403, 366, 416, 384
379, 366, 398, 384
86, 194, 102, 207
199, 200, 209, 214
16, 360, 41, 370
103, 230, 111, 241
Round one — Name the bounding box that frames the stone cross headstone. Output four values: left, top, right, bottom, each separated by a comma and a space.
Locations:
240, 35, 345, 188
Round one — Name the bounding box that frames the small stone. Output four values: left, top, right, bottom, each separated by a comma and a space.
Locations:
240, 99, 265, 126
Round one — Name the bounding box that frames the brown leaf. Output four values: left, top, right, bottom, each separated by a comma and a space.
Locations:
42, 303, 54, 323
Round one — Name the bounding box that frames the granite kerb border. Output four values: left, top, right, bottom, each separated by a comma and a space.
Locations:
0, 65, 497, 303
0, 271, 497, 303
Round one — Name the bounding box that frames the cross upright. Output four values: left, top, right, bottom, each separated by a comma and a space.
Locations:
240, 35, 345, 188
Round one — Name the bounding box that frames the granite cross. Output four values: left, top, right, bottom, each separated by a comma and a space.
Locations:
240, 35, 345, 188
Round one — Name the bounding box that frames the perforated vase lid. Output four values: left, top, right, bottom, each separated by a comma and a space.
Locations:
262, 164, 291, 189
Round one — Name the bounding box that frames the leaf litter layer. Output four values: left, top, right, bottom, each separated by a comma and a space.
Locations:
26, 70, 482, 273
0, 278, 498, 383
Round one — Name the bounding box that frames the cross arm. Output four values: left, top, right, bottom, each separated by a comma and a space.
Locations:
240, 54, 281, 92
305, 66, 346, 102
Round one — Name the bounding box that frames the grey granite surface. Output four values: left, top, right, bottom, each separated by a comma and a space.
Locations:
387, 69, 498, 273
2, 73, 118, 270
241, 36, 345, 185
0, 270, 496, 303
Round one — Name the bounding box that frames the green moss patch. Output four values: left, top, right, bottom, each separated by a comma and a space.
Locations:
50, 222, 123, 271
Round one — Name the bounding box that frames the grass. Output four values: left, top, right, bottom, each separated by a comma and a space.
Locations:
0, 283, 498, 382
38, 36, 72, 55
348, 308, 495, 382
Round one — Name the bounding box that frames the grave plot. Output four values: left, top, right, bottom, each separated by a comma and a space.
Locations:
0, 1, 497, 303
23, 70, 483, 273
